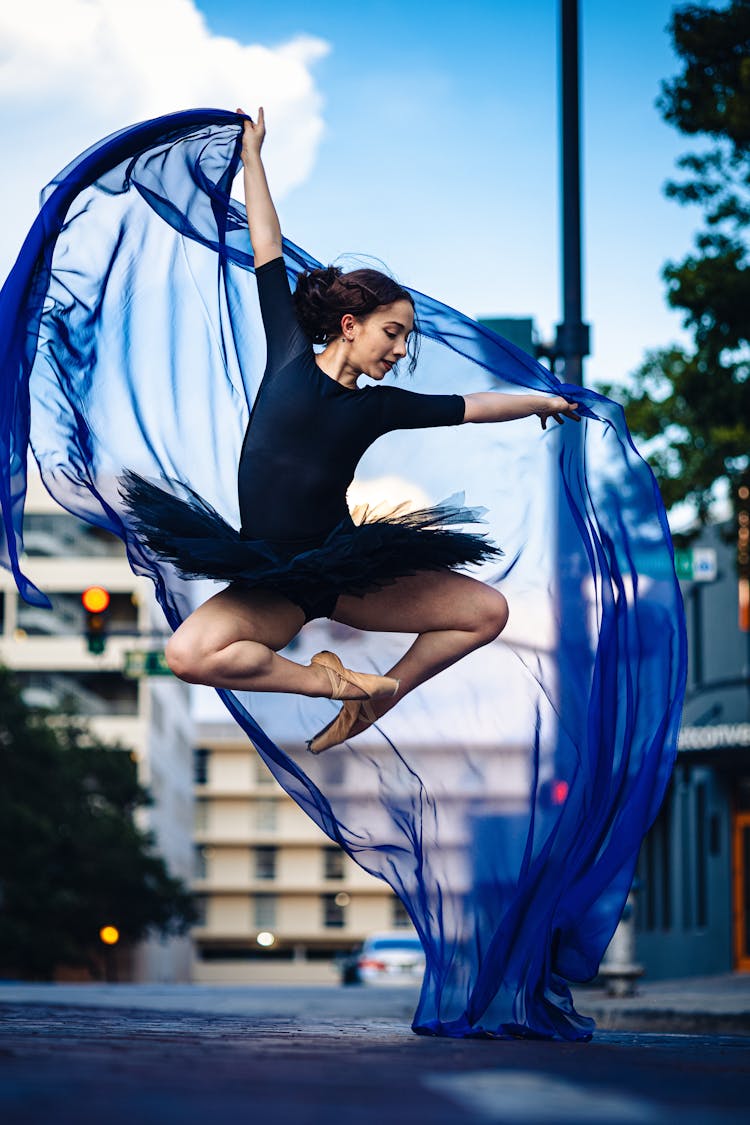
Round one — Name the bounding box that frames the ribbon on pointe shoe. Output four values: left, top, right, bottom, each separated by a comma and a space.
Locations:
310, 650, 399, 701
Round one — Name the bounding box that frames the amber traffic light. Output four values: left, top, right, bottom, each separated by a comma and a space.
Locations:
82, 586, 111, 654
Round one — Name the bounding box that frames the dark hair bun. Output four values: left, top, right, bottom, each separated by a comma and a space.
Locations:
291, 263, 420, 373
292, 266, 344, 344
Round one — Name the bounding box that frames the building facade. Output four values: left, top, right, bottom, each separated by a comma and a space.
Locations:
635, 522, 750, 977
191, 717, 414, 983
0, 465, 195, 981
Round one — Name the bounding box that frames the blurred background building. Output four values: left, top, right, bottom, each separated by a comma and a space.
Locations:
0, 463, 195, 982
8, 325, 748, 988
191, 718, 413, 984
635, 523, 750, 978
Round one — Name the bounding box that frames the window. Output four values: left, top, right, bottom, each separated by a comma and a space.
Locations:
320, 754, 346, 786
253, 894, 277, 928
194, 747, 211, 785
22, 512, 123, 558
193, 845, 208, 880
15, 671, 138, 716
16, 589, 137, 637
192, 895, 208, 926
255, 799, 277, 831
254, 846, 277, 881
323, 846, 345, 881
322, 893, 347, 929
194, 798, 209, 832
695, 781, 708, 929
638, 792, 672, 933
391, 897, 411, 929
151, 693, 164, 734
255, 757, 274, 786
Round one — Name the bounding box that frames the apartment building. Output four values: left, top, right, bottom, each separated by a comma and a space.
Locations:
191, 713, 415, 983
190, 604, 534, 986
0, 465, 195, 982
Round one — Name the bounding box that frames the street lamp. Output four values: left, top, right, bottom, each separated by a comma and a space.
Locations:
99, 923, 120, 983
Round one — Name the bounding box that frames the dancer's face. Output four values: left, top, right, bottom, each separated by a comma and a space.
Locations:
343, 299, 415, 380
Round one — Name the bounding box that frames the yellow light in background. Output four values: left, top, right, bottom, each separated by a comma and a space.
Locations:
82, 586, 110, 613
334, 892, 350, 907
256, 931, 275, 947
99, 925, 120, 945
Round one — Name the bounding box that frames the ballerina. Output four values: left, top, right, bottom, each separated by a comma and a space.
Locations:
124, 107, 580, 753
0, 106, 686, 1039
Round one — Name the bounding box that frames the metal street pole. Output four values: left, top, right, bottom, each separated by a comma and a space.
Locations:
555, 0, 590, 382
554, 0, 640, 993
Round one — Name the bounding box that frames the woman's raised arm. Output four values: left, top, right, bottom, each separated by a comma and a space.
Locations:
236, 107, 282, 268
463, 392, 580, 429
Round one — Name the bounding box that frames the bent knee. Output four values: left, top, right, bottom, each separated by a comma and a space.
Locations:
474, 589, 509, 642
165, 629, 223, 683
165, 632, 206, 683
165, 629, 271, 684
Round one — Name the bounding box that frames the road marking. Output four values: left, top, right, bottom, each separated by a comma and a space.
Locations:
422, 1070, 660, 1123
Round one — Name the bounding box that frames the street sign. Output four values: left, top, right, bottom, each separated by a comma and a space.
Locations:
673, 547, 717, 583
124, 650, 172, 678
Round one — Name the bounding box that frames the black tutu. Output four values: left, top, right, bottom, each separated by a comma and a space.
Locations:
118, 469, 502, 615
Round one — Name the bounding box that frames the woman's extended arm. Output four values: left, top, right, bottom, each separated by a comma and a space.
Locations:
236, 107, 282, 268
463, 392, 580, 429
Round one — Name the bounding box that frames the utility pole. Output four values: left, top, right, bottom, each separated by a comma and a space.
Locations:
555, 0, 590, 382
553, 0, 641, 993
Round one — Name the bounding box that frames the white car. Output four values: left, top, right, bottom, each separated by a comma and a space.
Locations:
354, 931, 426, 985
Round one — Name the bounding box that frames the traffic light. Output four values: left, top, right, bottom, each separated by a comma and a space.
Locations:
81, 586, 111, 654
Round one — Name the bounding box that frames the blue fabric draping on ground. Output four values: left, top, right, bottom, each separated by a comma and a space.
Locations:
0, 110, 686, 1040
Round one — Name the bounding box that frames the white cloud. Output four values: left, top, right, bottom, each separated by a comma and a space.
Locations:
0, 0, 329, 271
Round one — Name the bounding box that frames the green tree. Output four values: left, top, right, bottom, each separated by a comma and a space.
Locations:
0, 665, 195, 979
603, 0, 750, 523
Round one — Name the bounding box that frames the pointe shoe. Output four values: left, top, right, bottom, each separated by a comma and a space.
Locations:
306, 698, 362, 754
306, 697, 386, 755
310, 650, 399, 702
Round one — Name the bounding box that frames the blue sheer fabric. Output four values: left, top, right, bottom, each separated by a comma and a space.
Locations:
0, 110, 686, 1039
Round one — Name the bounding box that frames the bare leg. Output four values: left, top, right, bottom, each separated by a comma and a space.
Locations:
331, 570, 509, 731
165, 585, 333, 696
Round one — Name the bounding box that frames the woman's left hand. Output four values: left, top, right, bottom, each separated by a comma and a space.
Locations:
537, 396, 581, 429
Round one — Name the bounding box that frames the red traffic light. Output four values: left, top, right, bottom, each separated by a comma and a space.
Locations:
82, 586, 111, 613
551, 780, 569, 805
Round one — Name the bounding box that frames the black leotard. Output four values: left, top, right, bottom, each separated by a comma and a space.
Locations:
237, 256, 465, 546
119, 255, 490, 624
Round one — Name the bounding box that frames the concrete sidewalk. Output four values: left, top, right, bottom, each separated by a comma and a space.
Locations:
0, 972, 748, 1035
574, 972, 750, 1035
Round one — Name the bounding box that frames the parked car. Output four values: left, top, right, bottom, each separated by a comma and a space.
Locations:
340, 931, 425, 986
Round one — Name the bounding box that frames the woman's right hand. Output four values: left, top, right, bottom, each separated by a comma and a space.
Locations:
236, 106, 266, 163
536, 396, 581, 429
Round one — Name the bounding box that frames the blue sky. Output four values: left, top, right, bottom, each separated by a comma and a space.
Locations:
197, 0, 703, 386
0, 1, 706, 388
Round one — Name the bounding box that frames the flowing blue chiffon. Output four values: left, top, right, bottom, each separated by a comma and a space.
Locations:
0, 110, 686, 1039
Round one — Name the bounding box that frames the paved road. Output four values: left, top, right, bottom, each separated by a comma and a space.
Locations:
0, 986, 748, 1124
